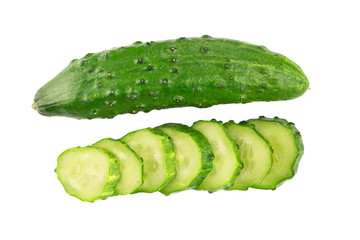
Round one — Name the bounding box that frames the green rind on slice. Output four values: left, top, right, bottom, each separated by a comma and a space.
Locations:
55, 146, 120, 202
248, 116, 304, 190
92, 138, 143, 195
192, 120, 242, 191
224, 121, 273, 190
156, 123, 214, 195
121, 128, 176, 193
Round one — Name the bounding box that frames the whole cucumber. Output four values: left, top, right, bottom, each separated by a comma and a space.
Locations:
33, 36, 309, 119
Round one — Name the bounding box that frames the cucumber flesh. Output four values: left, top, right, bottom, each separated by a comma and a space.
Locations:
121, 128, 176, 193
192, 120, 241, 191
55, 146, 120, 202
156, 124, 214, 195
224, 122, 273, 190
248, 117, 304, 189
93, 138, 143, 195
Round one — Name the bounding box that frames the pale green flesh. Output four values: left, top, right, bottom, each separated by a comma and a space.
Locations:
249, 120, 298, 189
158, 127, 202, 194
56, 147, 111, 202
93, 139, 142, 195
192, 121, 239, 191
225, 123, 273, 190
121, 129, 169, 193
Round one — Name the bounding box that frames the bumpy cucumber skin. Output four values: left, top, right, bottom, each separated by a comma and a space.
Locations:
33, 36, 309, 119
224, 121, 273, 190
56, 146, 120, 202
155, 123, 214, 195
120, 128, 176, 193
248, 116, 304, 190
192, 120, 243, 192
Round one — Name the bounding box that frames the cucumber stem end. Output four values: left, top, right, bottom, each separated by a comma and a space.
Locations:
32, 102, 37, 111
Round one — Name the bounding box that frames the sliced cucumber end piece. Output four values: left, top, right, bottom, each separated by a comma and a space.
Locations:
56, 146, 120, 202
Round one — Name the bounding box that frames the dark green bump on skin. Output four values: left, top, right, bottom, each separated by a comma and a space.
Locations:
33, 37, 309, 119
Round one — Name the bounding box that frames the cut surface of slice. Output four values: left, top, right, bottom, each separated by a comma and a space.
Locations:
121, 128, 176, 193
192, 120, 241, 191
56, 146, 120, 202
248, 117, 304, 190
224, 121, 273, 190
93, 138, 143, 195
156, 124, 214, 195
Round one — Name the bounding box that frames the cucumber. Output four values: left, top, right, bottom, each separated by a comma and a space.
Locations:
192, 120, 242, 191
155, 123, 214, 195
121, 128, 176, 193
92, 138, 143, 195
55, 146, 120, 202
54, 117, 304, 200
224, 121, 273, 190
247, 117, 304, 190
33, 36, 309, 119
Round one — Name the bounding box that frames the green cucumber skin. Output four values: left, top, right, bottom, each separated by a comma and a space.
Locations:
155, 123, 214, 195
120, 128, 176, 193
248, 116, 304, 190
33, 36, 309, 119
56, 146, 121, 202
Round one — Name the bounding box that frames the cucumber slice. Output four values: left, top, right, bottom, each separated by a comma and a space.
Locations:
192, 120, 242, 191
224, 121, 273, 190
248, 117, 304, 190
55, 146, 120, 202
156, 124, 214, 195
93, 138, 143, 195
121, 128, 176, 193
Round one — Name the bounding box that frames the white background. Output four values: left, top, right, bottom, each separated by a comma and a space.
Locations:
1, 0, 359, 239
